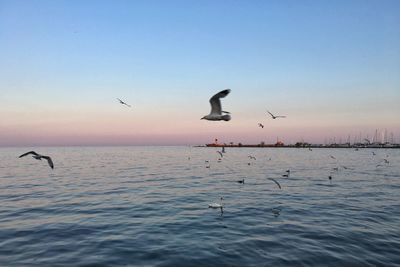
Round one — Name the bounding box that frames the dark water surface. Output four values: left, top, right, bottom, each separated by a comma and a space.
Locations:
0, 147, 399, 266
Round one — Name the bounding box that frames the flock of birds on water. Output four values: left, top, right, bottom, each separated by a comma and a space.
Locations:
204, 146, 391, 215
17, 89, 392, 216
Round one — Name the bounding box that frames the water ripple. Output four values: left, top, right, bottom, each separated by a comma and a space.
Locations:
0, 147, 399, 266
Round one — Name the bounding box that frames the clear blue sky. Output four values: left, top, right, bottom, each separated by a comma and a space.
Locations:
1, 0, 399, 146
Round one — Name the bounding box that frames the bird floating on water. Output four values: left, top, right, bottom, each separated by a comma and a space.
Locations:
267, 110, 286, 119
330, 155, 336, 159
237, 179, 245, 184
201, 89, 231, 121
117, 98, 131, 107
209, 197, 224, 213
271, 208, 281, 217
19, 151, 54, 169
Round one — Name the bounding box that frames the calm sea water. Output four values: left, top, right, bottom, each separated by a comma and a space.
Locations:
0, 146, 399, 266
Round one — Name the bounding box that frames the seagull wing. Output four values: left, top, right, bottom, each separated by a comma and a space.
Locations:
117, 98, 131, 107
267, 110, 274, 118
19, 151, 39, 158
209, 89, 230, 115
268, 178, 281, 189
276, 115, 286, 118
42, 156, 54, 169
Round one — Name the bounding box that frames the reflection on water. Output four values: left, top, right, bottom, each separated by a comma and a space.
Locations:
0, 147, 399, 266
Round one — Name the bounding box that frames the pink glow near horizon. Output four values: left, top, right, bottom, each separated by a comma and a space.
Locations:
2, 113, 399, 146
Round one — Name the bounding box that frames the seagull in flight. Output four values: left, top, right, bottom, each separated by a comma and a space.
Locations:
117, 98, 131, 107
268, 178, 281, 189
201, 89, 231, 121
267, 110, 286, 119
258, 123, 264, 128
18, 151, 54, 169
217, 151, 223, 158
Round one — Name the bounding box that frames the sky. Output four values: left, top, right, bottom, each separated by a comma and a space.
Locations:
1, 0, 399, 146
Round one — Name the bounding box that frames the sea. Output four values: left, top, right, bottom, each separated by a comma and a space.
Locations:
0, 146, 399, 266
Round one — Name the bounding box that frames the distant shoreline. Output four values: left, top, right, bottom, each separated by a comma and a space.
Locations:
195, 144, 400, 149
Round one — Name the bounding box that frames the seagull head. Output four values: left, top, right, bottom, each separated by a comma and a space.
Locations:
222, 114, 231, 121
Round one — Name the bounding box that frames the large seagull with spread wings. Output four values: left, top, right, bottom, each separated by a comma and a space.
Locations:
201, 89, 231, 121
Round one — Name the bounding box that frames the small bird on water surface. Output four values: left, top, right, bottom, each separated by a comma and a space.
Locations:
117, 98, 131, 107
18, 151, 54, 169
237, 179, 245, 184
209, 197, 224, 213
201, 89, 231, 121
271, 208, 281, 217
